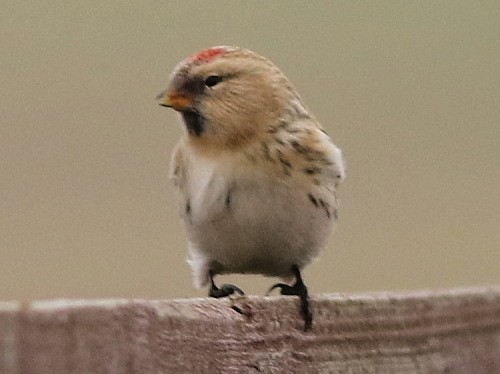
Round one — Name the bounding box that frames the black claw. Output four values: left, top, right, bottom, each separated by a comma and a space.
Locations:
209, 271, 245, 298
268, 283, 288, 294
268, 265, 312, 331
210, 283, 245, 298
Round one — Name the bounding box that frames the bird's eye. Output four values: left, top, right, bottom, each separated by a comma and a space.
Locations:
204, 75, 222, 87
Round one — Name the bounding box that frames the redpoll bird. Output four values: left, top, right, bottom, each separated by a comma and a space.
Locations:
158, 46, 345, 330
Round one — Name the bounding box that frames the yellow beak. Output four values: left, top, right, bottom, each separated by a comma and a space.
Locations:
158, 92, 191, 111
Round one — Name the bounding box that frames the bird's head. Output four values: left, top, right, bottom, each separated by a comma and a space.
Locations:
158, 46, 302, 150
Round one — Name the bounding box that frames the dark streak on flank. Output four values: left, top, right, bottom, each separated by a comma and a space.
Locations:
319, 199, 331, 219
185, 200, 191, 215
291, 140, 321, 162
261, 142, 273, 162
279, 157, 292, 176
279, 157, 291, 168
303, 167, 320, 175
308, 193, 318, 207
225, 183, 237, 210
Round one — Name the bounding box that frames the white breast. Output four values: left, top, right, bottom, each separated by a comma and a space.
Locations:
181, 148, 335, 287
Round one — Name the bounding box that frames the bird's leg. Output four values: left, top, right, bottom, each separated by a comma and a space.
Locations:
208, 271, 245, 298
267, 265, 312, 331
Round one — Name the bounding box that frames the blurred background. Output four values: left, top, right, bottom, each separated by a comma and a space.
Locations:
1, 1, 499, 300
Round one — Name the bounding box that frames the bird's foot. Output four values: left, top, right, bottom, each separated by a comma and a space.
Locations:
209, 272, 247, 315
267, 265, 312, 331
208, 271, 245, 298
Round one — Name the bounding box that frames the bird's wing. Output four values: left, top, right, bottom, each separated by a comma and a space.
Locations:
274, 117, 345, 192
316, 128, 345, 190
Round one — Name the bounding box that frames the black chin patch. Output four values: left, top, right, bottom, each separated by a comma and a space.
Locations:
182, 111, 204, 136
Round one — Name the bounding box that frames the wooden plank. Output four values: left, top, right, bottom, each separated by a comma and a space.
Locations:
1, 287, 500, 373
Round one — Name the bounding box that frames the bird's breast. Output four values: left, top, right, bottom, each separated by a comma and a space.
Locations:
181, 151, 336, 276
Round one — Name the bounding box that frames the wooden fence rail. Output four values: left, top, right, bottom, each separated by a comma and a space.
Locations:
1, 287, 500, 373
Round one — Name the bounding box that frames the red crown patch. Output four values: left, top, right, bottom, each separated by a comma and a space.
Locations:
188, 47, 226, 64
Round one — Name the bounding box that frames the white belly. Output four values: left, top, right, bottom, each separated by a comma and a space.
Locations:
182, 155, 335, 287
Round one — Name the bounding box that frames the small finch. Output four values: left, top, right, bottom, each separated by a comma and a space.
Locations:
158, 46, 345, 330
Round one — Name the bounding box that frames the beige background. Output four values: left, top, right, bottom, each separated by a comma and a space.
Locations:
1, 1, 499, 301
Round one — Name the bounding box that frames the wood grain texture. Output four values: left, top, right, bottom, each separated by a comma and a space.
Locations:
1, 287, 500, 373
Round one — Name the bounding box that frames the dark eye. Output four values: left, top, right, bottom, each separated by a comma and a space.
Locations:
204, 75, 222, 87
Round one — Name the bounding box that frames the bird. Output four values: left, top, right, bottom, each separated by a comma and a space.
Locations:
157, 46, 345, 330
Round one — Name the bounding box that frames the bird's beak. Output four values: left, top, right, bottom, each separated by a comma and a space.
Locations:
157, 91, 192, 112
